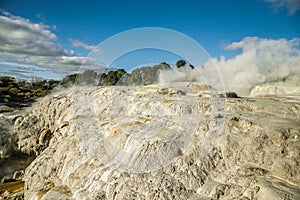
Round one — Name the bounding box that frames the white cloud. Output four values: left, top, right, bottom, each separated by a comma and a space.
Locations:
0, 11, 107, 79
204, 37, 300, 96
25, 56, 107, 74
69, 38, 101, 54
262, 0, 300, 14
0, 10, 67, 56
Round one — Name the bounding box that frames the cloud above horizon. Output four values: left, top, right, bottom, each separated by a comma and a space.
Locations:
0, 10, 70, 56
69, 38, 101, 54
262, 0, 300, 14
1, 10, 299, 87
0, 10, 106, 79
204, 37, 300, 95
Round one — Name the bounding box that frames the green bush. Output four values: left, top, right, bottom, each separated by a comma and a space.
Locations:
61, 74, 78, 87
75, 70, 98, 85
0, 75, 59, 108
176, 60, 186, 68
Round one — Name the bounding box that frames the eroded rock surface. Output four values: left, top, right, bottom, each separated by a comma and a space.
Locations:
11, 84, 299, 199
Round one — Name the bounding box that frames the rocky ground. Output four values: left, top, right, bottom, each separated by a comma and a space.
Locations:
1, 83, 300, 199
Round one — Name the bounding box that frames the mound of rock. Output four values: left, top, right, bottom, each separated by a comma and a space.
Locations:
250, 85, 300, 97
8, 84, 300, 199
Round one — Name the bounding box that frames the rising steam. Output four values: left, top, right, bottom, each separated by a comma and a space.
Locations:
159, 37, 300, 96
204, 37, 300, 96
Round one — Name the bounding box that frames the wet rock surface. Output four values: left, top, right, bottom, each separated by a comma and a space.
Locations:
2, 84, 300, 199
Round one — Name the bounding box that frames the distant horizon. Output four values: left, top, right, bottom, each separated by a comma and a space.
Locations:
0, 0, 299, 89
0, 60, 183, 81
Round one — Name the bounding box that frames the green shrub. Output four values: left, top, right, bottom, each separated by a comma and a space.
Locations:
176, 60, 186, 68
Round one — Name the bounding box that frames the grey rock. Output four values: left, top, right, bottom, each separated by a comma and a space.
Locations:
0, 115, 13, 158
13, 85, 300, 199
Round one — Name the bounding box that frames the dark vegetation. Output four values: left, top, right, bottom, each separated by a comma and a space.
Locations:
0, 76, 59, 109
1, 61, 200, 110
176, 60, 186, 68
60, 62, 171, 87
176, 59, 194, 69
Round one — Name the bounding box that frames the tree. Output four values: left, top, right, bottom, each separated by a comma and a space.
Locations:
60, 74, 78, 87
75, 70, 98, 85
99, 69, 127, 85
106, 69, 126, 85
176, 60, 186, 68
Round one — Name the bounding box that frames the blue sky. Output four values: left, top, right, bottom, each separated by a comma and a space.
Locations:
0, 0, 299, 80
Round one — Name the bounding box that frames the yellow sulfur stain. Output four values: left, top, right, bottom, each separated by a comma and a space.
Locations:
39, 128, 52, 145
121, 118, 151, 128
0, 181, 25, 198
163, 99, 175, 104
